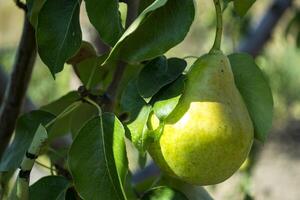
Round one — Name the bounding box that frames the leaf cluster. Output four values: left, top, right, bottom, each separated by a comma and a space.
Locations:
0, 0, 273, 199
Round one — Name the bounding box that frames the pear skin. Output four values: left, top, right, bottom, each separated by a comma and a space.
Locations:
148, 51, 254, 185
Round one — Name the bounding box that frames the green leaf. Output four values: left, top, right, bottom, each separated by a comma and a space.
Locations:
138, 56, 186, 100
229, 53, 273, 142
116, 63, 144, 101
85, 0, 123, 46
127, 105, 152, 152
29, 176, 69, 200
70, 102, 98, 138
26, 0, 46, 28
142, 186, 188, 200
76, 55, 108, 89
56, 187, 78, 200
37, 0, 82, 76
0, 111, 55, 171
104, 0, 195, 64
41, 91, 80, 140
234, 0, 255, 16
120, 80, 152, 151
41, 91, 79, 115
67, 41, 97, 65
152, 75, 185, 120
68, 113, 128, 200
121, 80, 147, 122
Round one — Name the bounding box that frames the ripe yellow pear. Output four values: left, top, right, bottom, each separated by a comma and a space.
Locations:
148, 51, 254, 185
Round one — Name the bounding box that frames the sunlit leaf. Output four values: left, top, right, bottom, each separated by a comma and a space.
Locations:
152, 76, 185, 120
68, 113, 127, 200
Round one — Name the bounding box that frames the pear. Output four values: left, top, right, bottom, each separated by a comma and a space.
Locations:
148, 51, 254, 185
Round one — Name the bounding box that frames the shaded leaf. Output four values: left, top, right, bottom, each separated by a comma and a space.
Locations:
121, 80, 147, 122
29, 176, 69, 200
67, 41, 97, 65
116, 63, 144, 103
37, 0, 82, 76
68, 114, 127, 200
104, 0, 195, 64
70, 102, 98, 138
85, 0, 123, 46
229, 53, 273, 141
138, 57, 186, 100
76, 56, 108, 89
121, 80, 152, 151
41, 91, 79, 115
142, 186, 188, 200
41, 91, 80, 140
26, 0, 46, 28
234, 0, 255, 16
0, 111, 55, 171
56, 187, 78, 200
152, 76, 185, 120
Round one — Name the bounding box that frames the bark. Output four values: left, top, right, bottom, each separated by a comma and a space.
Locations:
0, 15, 37, 159
105, 0, 140, 111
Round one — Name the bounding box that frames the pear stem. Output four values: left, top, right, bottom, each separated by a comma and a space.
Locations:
210, 0, 223, 52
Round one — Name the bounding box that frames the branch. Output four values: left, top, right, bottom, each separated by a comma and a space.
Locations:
0, 67, 35, 112
105, 0, 140, 111
90, 29, 110, 55
238, 0, 293, 56
15, 0, 27, 11
0, 15, 37, 159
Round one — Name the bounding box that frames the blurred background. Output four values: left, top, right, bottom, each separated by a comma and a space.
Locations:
1, 0, 300, 199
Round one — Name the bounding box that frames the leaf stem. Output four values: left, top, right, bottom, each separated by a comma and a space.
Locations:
45, 101, 81, 129
35, 160, 58, 172
84, 97, 102, 116
210, 0, 223, 52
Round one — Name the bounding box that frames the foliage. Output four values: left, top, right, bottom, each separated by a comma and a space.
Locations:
0, 0, 274, 199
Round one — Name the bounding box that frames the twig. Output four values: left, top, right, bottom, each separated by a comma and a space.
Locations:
210, 0, 223, 52
15, 0, 27, 11
105, 0, 140, 112
0, 15, 37, 159
35, 160, 58, 172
